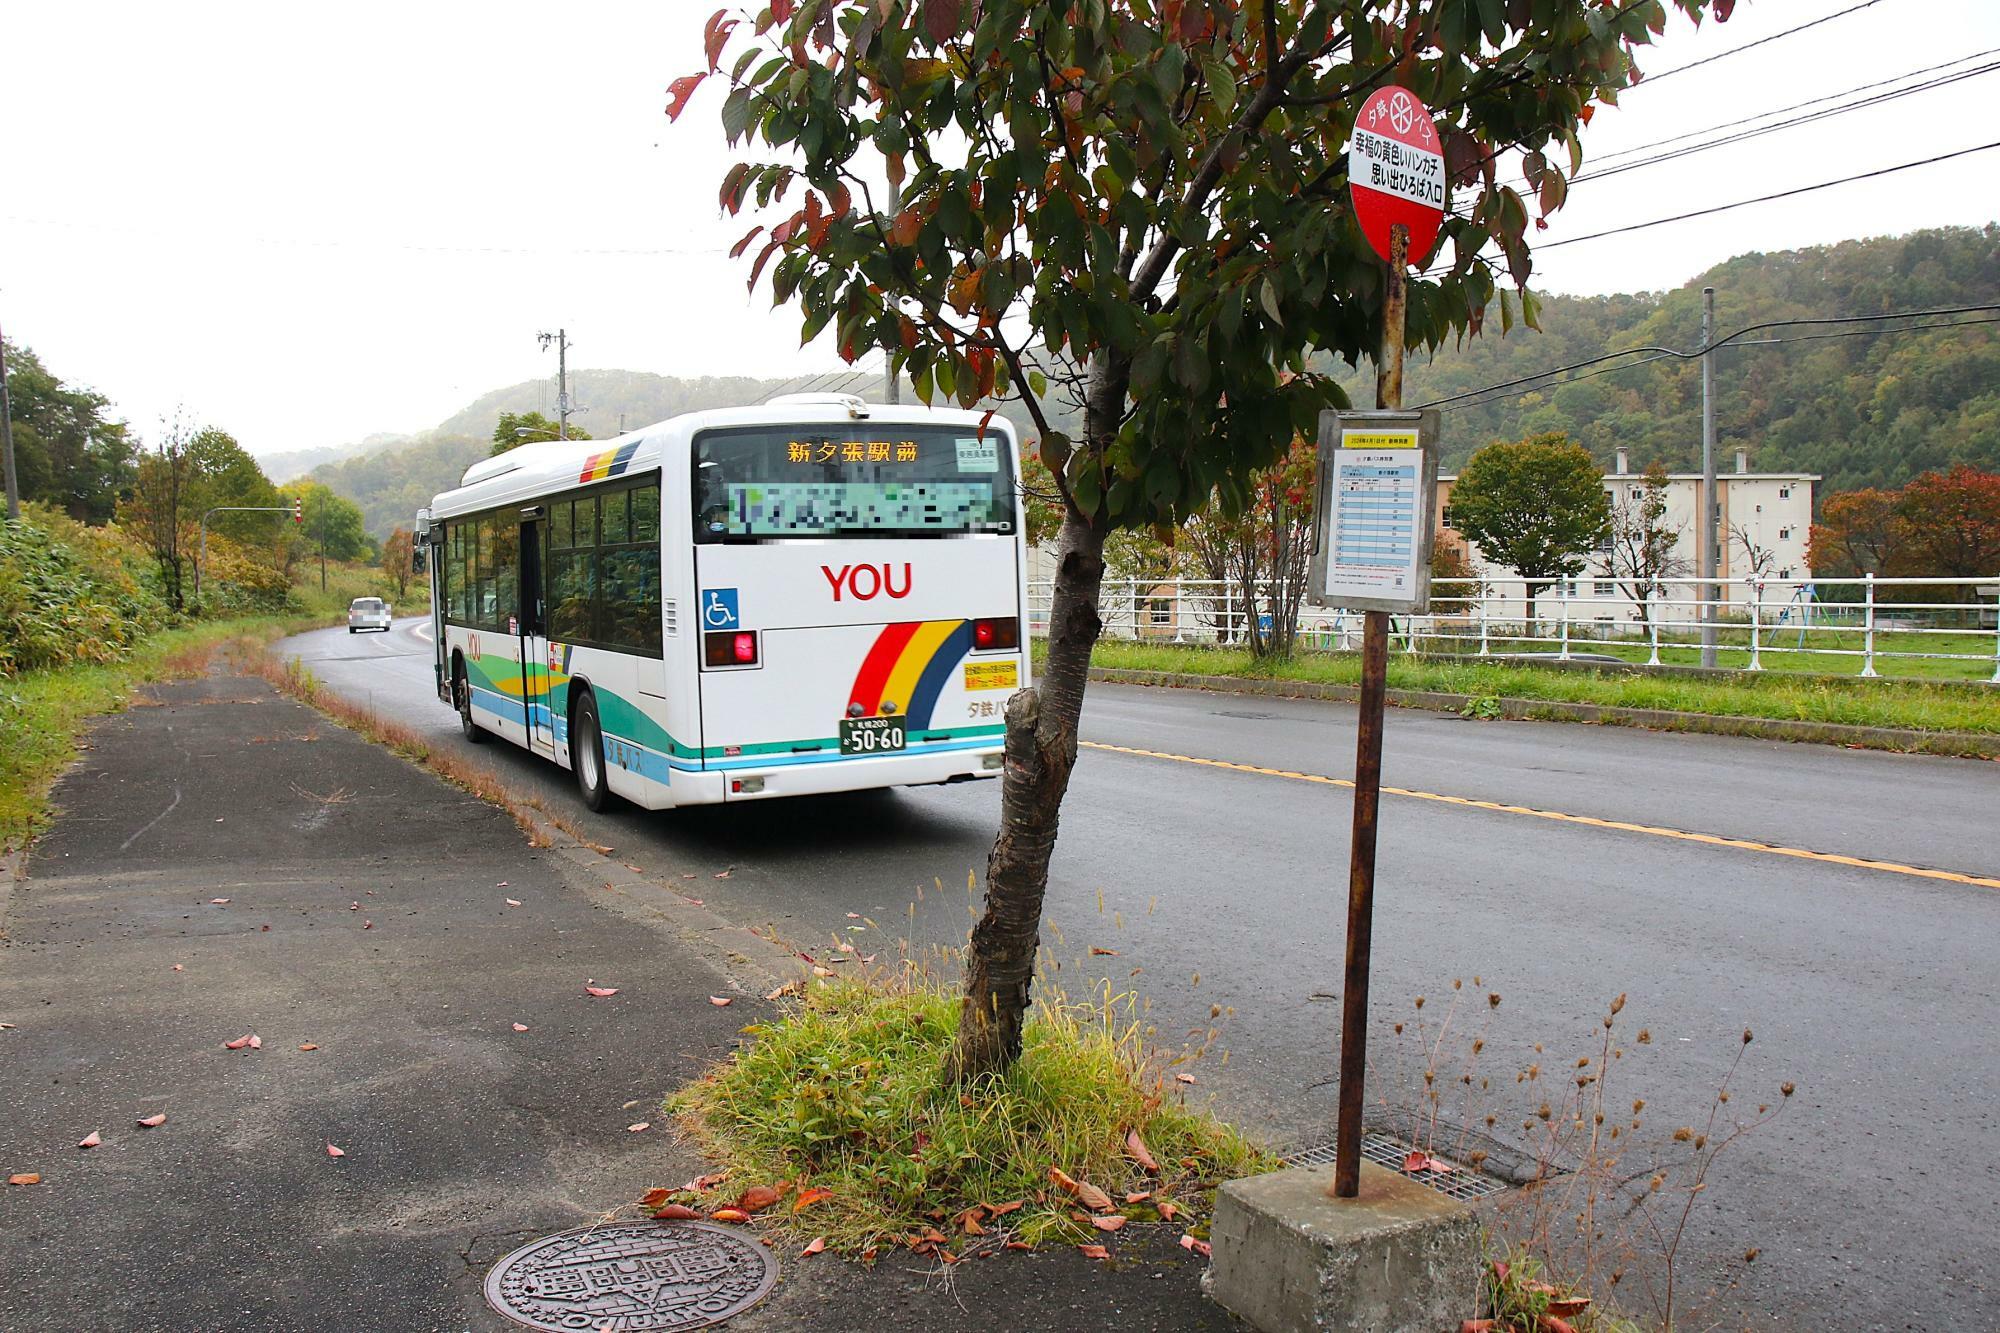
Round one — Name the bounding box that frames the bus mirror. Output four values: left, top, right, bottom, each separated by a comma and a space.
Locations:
412, 546, 428, 575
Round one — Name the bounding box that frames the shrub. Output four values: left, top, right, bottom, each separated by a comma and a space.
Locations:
0, 506, 168, 674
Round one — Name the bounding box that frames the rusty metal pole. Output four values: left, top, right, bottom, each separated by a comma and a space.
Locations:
1333, 222, 1407, 1200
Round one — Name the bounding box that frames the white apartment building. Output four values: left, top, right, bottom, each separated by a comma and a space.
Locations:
1437, 446, 1819, 626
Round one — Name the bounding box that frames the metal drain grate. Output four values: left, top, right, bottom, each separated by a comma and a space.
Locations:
1285, 1130, 1511, 1203
484, 1220, 778, 1331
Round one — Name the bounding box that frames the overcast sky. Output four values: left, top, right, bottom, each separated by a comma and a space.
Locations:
4, 0, 1996, 457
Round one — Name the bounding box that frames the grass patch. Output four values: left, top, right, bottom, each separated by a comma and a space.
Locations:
667, 972, 1266, 1257
0, 616, 309, 852
1072, 640, 2000, 737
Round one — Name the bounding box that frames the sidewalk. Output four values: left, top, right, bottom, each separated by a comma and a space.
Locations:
0, 664, 1237, 1331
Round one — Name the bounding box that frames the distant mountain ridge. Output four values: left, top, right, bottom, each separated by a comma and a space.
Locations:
313, 227, 1999, 535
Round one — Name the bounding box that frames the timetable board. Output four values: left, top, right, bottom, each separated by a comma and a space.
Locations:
1307, 410, 1439, 615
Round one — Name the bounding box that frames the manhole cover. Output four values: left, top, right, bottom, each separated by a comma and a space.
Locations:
483, 1220, 778, 1331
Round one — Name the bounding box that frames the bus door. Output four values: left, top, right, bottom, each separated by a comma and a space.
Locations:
518, 516, 556, 757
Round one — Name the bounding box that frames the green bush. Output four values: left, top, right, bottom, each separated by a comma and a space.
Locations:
0, 507, 168, 674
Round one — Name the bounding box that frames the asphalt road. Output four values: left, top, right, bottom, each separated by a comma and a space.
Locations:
288, 618, 2000, 1329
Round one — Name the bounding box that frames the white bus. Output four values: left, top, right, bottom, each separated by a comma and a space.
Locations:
418, 395, 1028, 810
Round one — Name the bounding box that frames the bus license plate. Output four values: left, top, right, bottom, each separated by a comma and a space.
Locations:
840, 717, 906, 756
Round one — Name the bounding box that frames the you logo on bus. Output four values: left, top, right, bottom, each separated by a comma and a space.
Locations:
822, 563, 912, 602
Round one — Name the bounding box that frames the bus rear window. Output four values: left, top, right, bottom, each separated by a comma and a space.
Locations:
692, 425, 1015, 542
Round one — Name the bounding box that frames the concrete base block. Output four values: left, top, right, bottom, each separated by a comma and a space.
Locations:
1204, 1161, 1480, 1332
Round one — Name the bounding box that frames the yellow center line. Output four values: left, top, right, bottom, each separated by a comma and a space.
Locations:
1080, 740, 2000, 892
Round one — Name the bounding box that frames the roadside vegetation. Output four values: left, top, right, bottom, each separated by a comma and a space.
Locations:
665, 968, 1263, 1261
1075, 639, 2000, 738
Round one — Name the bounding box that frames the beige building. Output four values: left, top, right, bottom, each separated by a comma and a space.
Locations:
1436, 447, 1818, 625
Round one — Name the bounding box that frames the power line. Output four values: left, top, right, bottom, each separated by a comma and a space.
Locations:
1534, 140, 2000, 251
1424, 305, 2000, 413
1571, 61, 2000, 185
1634, 0, 1888, 87
1585, 47, 2000, 168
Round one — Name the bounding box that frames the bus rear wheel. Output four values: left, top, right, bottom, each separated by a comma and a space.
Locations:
570, 690, 611, 812
455, 661, 484, 743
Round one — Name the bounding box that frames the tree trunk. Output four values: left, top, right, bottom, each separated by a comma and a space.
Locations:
946, 492, 1108, 1083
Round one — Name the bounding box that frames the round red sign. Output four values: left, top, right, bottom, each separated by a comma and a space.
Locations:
1349, 86, 1446, 267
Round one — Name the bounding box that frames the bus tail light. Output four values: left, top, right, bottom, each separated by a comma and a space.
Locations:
705, 630, 760, 667
972, 616, 1019, 650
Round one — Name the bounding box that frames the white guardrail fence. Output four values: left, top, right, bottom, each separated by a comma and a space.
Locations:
1027, 575, 2000, 682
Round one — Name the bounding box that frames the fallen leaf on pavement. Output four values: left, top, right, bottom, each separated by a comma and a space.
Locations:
1180, 1234, 1212, 1257
793, 1186, 833, 1212
845, 912, 861, 919
709, 1208, 751, 1223
504, 898, 521, 907
764, 982, 800, 1001
497, 882, 508, 888
325, 1143, 345, 1157
860, 954, 877, 964
1174, 1072, 1197, 1084
654, 1203, 702, 1220
1124, 1191, 1152, 1204
987, 1200, 1025, 1216
223, 1034, 259, 1051
171, 965, 183, 972
1089, 946, 1118, 956
811, 966, 835, 978
8, 1173, 40, 1186
209, 898, 230, 905
1089, 1215, 1127, 1232
713, 869, 732, 879
834, 937, 855, 953
1402, 1151, 1451, 1174
298, 1043, 318, 1050
1077, 1244, 1111, 1260
708, 996, 733, 1007
1126, 1129, 1161, 1174
627, 1123, 650, 1133
641, 1187, 672, 1209
136, 1114, 167, 1128
511, 1023, 529, 1032
1156, 1200, 1181, 1223
584, 986, 620, 997
77, 1132, 101, 1149
801, 1236, 826, 1256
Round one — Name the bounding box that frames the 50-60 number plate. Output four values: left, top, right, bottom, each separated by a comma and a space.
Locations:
839, 717, 907, 756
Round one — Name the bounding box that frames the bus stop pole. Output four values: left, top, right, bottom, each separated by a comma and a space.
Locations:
1333, 223, 1407, 1199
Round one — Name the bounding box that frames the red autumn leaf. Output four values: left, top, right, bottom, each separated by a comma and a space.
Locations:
1126, 1129, 1160, 1174
325, 1143, 346, 1157
710, 1208, 751, 1223
736, 1183, 786, 1213
223, 1034, 257, 1051
801, 1235, 826, 1256
77, 1131, 101, 1149
1156, 1200, 1181, 1223
764, 981, 800, 1001
209, 898, 230, 905
641, 1188, 672, 1209
1089, 946, 1118, 956
962, 1214, 987, 1235
1180, 1233, 1212, 1257
299, 1043, 319, 1051
793, 1186, 834, 1212
136, 1114, 167, 1128
702, 10, 738, 72
890, 208, 923, 247
1174, 1072, 1197, 1085
1004, 1240, 1033, 1251
1048, 1166, 1080, 1195
845, 912, 861, 919
729, 225, 765, 260
511, 1023, 529, 1033
709, 995, 733, 1007
8, 1173, 40, 1186
362, 920, 373, 930
1089, 1215, 1127, 1232
171, 965, 183, 971
1546, 1297, 1592, 1317
665, 73, 706, 122
247, 1035, 262, 1049
584, 985, 619, 997
713, 869, 733, 879
504, 898, 522, 907
1075, 1180, 1116, 1213
627, 1123, 651, 1133
654, 1203, 702, 1220
687, 1171, 730, 1192
1077, 1244, 1111, 1260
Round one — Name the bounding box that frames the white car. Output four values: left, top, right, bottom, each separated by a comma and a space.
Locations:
347, 597, 392, 633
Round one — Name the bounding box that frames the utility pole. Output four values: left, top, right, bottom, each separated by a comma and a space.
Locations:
539, 329, 571, 439
1, 312, 20, 521
883, 180, 902, 406
1699, 287, 1718, 668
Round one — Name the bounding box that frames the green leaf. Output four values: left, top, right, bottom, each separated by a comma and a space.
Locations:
1258, 277, 1283, 326
1028, 369, 1048, 399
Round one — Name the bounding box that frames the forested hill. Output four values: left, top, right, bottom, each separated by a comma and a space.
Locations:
1335, 226, 2000, 491
315, 228, 1996, 535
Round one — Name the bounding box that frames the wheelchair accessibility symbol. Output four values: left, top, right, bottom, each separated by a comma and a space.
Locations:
703, 588, 741, 629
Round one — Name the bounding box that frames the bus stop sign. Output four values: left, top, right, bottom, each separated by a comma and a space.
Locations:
1349, 86, 1446, 267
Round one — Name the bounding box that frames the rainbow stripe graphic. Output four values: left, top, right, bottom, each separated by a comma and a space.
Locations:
848, 620, 974, 729
577, 441, 641, 483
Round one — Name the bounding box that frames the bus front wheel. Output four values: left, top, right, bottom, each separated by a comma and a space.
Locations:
455, 661, 484, 743
570, 690, 611, 812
